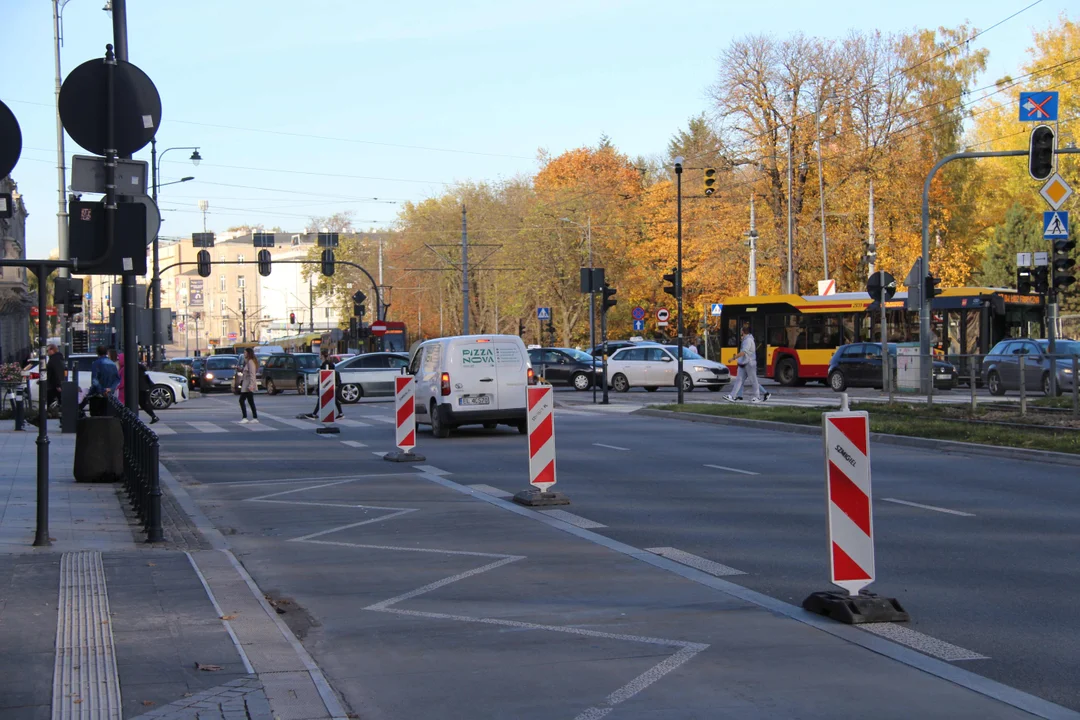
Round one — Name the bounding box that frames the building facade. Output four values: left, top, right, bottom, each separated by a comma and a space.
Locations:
0, 177, 30, 363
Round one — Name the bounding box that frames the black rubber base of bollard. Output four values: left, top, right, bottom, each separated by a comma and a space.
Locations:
315, 426, 341, 434
512, 490, 571, 507
802, 590, 910, 624
383, 451, 427, 463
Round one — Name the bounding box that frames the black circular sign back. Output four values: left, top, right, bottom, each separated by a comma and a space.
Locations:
0, 99, 22, 178
866, 271, 897, 303
59, 57, 162, 157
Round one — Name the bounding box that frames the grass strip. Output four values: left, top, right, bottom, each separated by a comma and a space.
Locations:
654, 402, 1080, 455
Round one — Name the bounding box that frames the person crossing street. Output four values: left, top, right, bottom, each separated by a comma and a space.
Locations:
238, 348, 259, 424
724, 323, 770, 403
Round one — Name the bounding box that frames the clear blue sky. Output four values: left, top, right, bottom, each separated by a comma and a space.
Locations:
3, 0, 1073, 258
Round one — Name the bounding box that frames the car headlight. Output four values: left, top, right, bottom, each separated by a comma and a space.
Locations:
1063, 367, 1074, 375
205, 373, 214, 380
169, 375, 185, 384
693, 365, 708, 372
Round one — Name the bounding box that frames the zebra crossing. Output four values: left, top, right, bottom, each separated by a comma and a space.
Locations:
151, 411, 395, 436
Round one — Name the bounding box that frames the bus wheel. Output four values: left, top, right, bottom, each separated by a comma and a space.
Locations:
776, 358, 799, 387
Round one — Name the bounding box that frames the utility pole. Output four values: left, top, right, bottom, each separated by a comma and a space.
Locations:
309, 277, 314, 333
816, 128, 828, 281
747, 194, 758, 296
461, 204, 469, 334
675, 157, 685, 405
786, 126, 795, 294
52, 0, 70, 356
867, 179, 876, 275
377, 235, 384, 320
241, 287, 247, 342
111, 0, 139, 411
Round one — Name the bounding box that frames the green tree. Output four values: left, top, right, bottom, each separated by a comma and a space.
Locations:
974, 203, 1042, 288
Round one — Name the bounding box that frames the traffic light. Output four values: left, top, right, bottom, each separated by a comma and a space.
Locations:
601, 283, 617, 312
290, 312, 296, 325
703, 168, 716, 196
352, 290, 367, 317
1028, 125, 1056, 181
320, 248, 335, 277
518, 319, 525, 337
924, 273, 942, 301
663, 267, 680, 298
1017, 266, 1033, 295
1053, 237, 1076, 291
197, 249, 211, 278
1033, 265, 1050, 294
257, 249, 271, 277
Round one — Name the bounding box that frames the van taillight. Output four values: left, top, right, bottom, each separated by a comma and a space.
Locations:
527, 367, 537, 385
440, 372, 451, 396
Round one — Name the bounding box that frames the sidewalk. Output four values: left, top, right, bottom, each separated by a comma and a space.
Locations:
0, 426, 345, 720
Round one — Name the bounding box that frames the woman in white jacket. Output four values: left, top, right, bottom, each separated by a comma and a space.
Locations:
238, 348, 259, 423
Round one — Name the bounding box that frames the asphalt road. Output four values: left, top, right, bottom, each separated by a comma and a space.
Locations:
155, 389, 1080, 716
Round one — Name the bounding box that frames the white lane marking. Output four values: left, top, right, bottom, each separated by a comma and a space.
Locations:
860, 623, 989, 661
539, 509, 607, 529
467, 484, 511, 498
593, 442, 630, 451
882, 498, 975, 517
646, 547, 746, 577
416, 465, 450, 475
256, 411, 317, 430
372, 451, 388, 457
189, 421, 228, 434
335, 418, 372, 428
341, 440, 367, 448
368, 416, 396, 424
151, 423, 176, 435
239, 421, 274, 431
703, 463, 759, 476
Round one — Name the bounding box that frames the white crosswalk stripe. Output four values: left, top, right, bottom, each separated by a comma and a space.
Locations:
150, 423, 176, 435
335, 418, 371, 428
188, 421, 228, 434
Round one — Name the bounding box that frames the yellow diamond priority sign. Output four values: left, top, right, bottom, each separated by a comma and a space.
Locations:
1040, 173, 1073, 210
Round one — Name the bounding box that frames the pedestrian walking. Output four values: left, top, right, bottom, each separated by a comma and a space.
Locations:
238, 347, 259, 424
45, 344, 66, 409
136, 359, 159, 424
724, 323, 770, 403
79, 346, 120, 416
306, 348, 343, 418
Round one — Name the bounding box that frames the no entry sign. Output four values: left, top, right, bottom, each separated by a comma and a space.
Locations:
822, 411, 874, 595
370, 322, 388, 336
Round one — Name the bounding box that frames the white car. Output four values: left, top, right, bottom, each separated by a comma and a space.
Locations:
606, 344, 730, 393
67, 354, 189, 409
408, 334, 536, 437
334, 352, 410, 403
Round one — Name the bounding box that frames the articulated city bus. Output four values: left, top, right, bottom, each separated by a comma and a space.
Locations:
718, 288, 1045, 385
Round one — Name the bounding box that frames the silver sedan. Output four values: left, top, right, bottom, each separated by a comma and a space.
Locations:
334, 352, 410, 403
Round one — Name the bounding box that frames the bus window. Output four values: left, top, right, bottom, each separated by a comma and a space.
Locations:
964, 309, 980, 354
842, 315, 857, 344
805, 316, 839, 349
724, 318, 739, 347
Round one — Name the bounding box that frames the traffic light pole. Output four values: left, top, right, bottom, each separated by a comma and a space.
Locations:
600, 304, 609, 405
675, 160, 684, 406
1048, 294, 1058, 396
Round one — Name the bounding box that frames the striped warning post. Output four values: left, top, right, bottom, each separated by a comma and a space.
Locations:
823, 411, 874, 595
318, 369, 336, 424
394, 375, 416, 452
527, 385, 556, 490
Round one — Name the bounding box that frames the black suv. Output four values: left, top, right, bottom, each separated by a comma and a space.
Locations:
528, 347, 601, 391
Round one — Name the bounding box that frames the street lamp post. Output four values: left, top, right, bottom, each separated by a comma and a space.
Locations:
560, 216, 596, 404
674, 156, 685, 406
150, 139, 201, 367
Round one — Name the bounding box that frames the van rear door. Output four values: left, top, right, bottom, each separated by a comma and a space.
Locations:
493, 340, 527, 411
452, 338, 499, 411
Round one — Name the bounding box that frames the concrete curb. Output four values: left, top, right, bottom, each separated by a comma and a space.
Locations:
635, 408, 1080, 467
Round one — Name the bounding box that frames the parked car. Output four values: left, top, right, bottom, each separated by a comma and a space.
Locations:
408, 334, 536, 437
606, 344, 730, 393
982, 338, 1078, 396
334, 352, 409, 403
200, 355, 242, 393
262, 353, 321, 395
66, 354, 189, 409
827, 343, 957, 392
527, 347, 601, 390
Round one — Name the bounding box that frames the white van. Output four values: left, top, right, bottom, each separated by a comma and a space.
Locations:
408, 334, 536, 437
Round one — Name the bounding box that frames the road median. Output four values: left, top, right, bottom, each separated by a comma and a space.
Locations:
640, 401, 1080, 466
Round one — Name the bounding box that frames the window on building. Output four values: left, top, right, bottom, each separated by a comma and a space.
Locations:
238, 276, 246, 289
221, 320, 228, 336
237, 253, 245, 263
219, 275, 226, 292
220, 298, 227, 311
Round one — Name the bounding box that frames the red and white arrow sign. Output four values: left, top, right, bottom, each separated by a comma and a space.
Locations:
823, 411, 874, 595
394, 375, 416, 452
527, 385, 556, 491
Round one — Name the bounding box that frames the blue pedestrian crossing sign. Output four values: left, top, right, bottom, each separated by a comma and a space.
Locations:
537, 307, 551, 320
1044, 211, 1069, 239
632, 319, 645, 332
1020, 92, 1059, 122
709, 303, 723, 316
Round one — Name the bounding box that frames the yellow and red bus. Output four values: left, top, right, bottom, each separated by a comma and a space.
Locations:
717, 288, 1045, 385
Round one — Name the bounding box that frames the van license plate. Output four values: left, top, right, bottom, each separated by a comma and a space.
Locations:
459, 396, 491, 406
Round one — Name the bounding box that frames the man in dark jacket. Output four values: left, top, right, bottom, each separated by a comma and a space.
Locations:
45, 344, 66, 408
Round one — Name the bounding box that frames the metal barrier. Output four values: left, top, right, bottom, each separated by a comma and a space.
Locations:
106, 394, 164, 542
